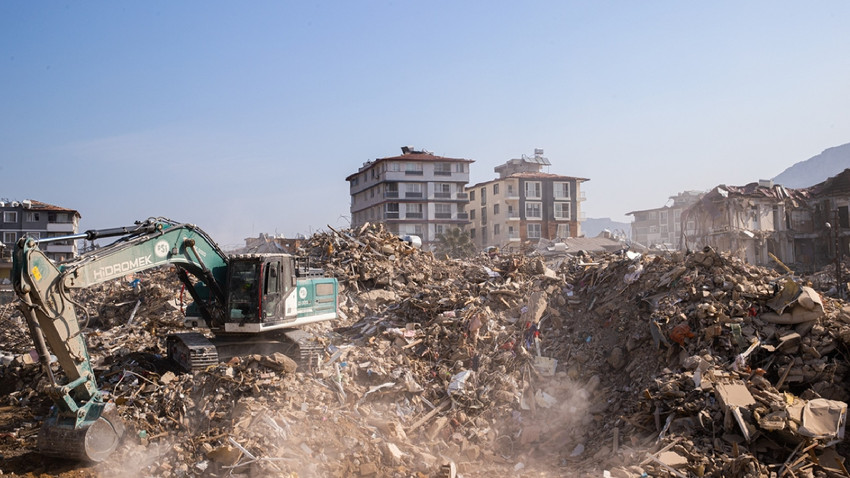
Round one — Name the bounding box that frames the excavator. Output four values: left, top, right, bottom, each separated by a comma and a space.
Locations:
12, 217, 338, 461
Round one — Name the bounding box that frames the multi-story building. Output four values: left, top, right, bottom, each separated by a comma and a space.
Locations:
680, 180, 810, 268
346, 147, 474, 246
627, 191, 702, 249
466, 150, 588, 251
0, 199, 81, 286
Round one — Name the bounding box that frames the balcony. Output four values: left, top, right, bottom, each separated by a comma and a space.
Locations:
404, 170, 424, 176
434, 192, 452, 199
384, 191, 399, 198
507, 232, 520, 241
506, 213, 520, 221
386, 212, 400, 219
405, 212, 423, 219
456, 192, 469, 200
405, 192, 423, 198
434, 170, 452, 176
435, 213, 452, 219
456, 212, 469, 220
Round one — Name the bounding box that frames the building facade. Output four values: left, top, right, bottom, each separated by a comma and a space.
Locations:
346, 147, 474, 245
0, 199, 81, 286
627, 191, 702, 249
466, 150, 588, 251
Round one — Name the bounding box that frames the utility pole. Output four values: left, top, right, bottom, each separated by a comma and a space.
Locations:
837, 209, 845, 299
827, 209, 844, 299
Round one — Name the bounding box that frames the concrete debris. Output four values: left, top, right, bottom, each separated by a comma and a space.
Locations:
0, 226, 849, 477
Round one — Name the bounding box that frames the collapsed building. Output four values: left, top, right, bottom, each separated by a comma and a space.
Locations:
633, 169, 850, 274
0, 224, 848, 477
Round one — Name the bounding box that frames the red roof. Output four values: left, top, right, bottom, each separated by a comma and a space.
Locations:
346, 151, 474, 180
26, 200, 80, 215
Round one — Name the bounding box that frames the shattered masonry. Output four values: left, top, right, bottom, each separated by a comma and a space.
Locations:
0, 223, 849, 477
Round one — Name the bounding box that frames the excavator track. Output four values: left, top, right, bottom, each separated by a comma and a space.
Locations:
282, 329, 324, 370
166, 332, 219, 372
167, 330, 324, 372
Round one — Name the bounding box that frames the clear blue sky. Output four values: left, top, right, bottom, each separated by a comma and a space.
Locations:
2, 2, 849, 248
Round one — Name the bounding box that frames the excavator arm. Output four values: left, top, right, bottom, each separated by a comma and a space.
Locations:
12, 217, 230, 461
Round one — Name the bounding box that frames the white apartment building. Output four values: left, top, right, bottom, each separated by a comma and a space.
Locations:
346, 147, 474, 245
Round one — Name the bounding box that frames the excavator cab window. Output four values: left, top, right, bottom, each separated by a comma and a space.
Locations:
262, 260, 284, 319
228, 261, 259, 321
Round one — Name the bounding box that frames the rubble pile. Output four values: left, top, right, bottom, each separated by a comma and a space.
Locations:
0, 224, 847, 477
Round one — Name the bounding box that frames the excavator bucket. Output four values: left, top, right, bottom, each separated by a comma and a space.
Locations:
37, 402, 125, 462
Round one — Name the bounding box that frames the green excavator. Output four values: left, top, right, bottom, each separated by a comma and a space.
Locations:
12, 217, 338, 461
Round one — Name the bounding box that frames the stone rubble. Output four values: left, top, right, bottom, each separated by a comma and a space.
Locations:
0, 223, 847, 477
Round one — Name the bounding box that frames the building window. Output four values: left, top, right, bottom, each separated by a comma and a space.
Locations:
435, 183, 452, 198
507, 204, 514, 216
25, 212, 40, 222
649, 225, 658, 233
405, 162, 423, 175
648, 211, 657, 220
455, 163, 465, 173
493, 184, 499, 195
406, 203, 423, 219
385, 183, 399, 198
525, 202, 542, 219
507, 184, 514, 196
493, 204, 499, 215
554, 202, 571, 220
386, 203, 400, 219
527, 223, 541, 239
470, 209, 476, 220
470, 228, 476, 239
481, 207, 487, 225
660, 211, 668, 223
435, 224, 445, 235
508, 225, 515, 238
557, 224, 570, 238
494, 224, 500, 236
4, 211, 18, 223
434, 163, 452, 176
469, 190, 475, 201
405, 183, 423, 198
435, 203, 452, 219
525, 181, 541, 199
480, 187, 487, 205
389, 162, 401, 172
554, 182, 570, 199
3, 232, 16, 244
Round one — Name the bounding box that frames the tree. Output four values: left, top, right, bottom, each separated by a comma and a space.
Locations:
434, 227, 476, 259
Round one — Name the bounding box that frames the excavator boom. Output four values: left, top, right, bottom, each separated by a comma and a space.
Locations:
12, 217, 338, 461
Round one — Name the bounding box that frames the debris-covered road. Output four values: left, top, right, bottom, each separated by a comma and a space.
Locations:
1, 224, 848, 477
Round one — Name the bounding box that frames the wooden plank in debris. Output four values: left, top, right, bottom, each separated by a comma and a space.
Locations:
408, 400, 450, 432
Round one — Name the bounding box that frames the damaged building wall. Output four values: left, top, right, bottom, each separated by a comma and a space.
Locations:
680, 170, 850, 272
682, 183, 807, 268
